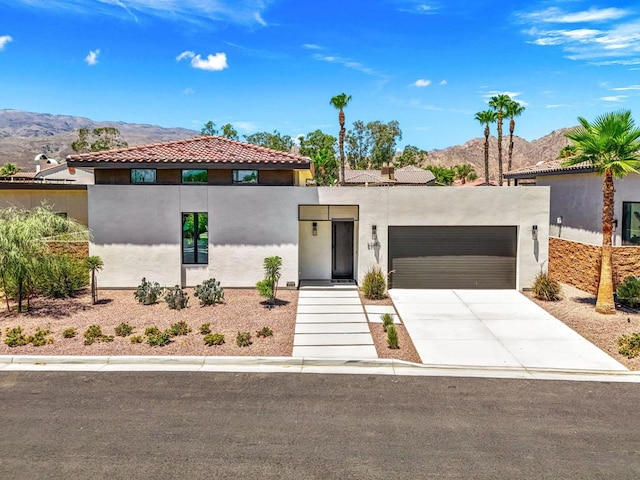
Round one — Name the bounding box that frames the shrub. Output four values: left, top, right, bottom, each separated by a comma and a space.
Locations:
256, 326, 273, 338
532, 272, 561, 301
199, 323, 212, 335
386, 324, 399, 349
62, 327, 77, 339
145, 326, 159, 336
616, 276, 640, 308
236, 331, 252, 347
194, 279, 224, 306
83, 324, 114, 345
617, 333, 640, 358
204, 333, 225, 346
146, 329, 172, 347
36, 254, 88, 298
115, 322, 134, 337
164, 285, 189, 310
362, 265, 387, 300
31, 327, 53, 347
5, 327, 30, 347
130, 335, 143, 344
256, 279, 274, 300
381, 313, 394, 332
134, 277, 163, 305
168, 321, 191, 337
256, 256, 282, 305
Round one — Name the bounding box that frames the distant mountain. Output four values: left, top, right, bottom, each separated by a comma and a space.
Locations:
0, 109, 198, 170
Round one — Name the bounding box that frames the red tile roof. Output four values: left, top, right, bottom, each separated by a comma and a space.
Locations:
503, 159, 593, 179
66, 136, 311, 167
344, 166, 435, 185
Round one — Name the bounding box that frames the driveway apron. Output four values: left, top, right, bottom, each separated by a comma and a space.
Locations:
391, 289, 628, 372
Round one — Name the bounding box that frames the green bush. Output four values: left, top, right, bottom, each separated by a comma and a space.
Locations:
164, 285, 189, 310
168, 321, 191, 337
36, 254, 88, 298
381, 313, 394, 332
362, 265, 387, 300
83, 324, 114, 345
255, 279, 273, 300
532, 272, 561, 301
616, 276, 640, 308
145, 326, 159, 336
194, 279, 225, 306
5, 327, 30, 347
256, 256, 282, 305
130, 335, 143, 344
256, 326, 273, 338
386, 324, 399, 349
115, 322, 134, 337
236, 331, 252, 347
134, 278, 163, 305
146, 329, 172, 347
62, 327, 77, 339
617, 333, 640, 358
31, 327, 53, 347
204, 333, 225, 346
199, 323, 211, 335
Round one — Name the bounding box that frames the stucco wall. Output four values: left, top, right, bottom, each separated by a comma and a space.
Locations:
0, 189, 88, 225
538, 172, 640, 245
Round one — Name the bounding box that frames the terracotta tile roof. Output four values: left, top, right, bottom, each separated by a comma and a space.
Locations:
503, 158, 593, 179
66, 136, 311, 167
344, 166, 435, 185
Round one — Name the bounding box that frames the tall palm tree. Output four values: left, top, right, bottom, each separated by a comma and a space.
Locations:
563, 110, 640, 314
488, 94, 512, 186
474, 110, 497, 184
505, 99, 525, 175
330, 93, 352, 185
454, 163, 476, 184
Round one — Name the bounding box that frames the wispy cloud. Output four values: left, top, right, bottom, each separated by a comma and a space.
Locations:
600, 95, 627, 102
0, 35, 13, 51
520, 7, 629, 24
177, 50, 228, 71
439, 80, 447, 86
413, 79, 431, 87
546, 104, 573, 109
85, 49, 100, 65
397, 1, 440, 15
310, 50, 387, 79
610, 84, 640, 91
302, 43, 322, 50
182, 87, 195, 95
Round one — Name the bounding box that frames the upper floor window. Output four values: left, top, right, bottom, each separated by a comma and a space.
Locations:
131, 169, 156, 184
622, 202, 640, 246
233, 170, 258, 185
182, 169, 208, 184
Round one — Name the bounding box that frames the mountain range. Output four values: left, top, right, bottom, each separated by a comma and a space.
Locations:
0, 109, 571, 177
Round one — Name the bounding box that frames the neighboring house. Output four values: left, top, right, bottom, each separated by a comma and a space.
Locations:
504, 159, 640, 246
66, 135, 549, 290
344, 166, 435, 186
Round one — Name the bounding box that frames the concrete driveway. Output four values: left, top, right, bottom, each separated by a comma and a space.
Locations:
390, 289, 628, 372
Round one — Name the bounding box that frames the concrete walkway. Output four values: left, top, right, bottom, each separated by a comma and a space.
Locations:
292, 285, 377, 359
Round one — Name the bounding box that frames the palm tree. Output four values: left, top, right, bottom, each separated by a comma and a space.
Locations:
329, 93, 352, 185
86, 256, 104, 305
454, 164, 476, 184
563, 110, 640, 314
505, 99, 525, 176
474, 110, 497, 184
488, 94, 512, 186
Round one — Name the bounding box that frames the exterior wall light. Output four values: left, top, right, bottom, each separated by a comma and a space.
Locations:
532, 225, 538, 241
372, 225, 377, 240
556, 216, 563, 225
312, 222, 318, 236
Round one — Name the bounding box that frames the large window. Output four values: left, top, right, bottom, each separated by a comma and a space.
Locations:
232, 169, 258, 184
182, 213, 208, 264
182, 169, 208, 184
622, 202, 640, 246
131, 169, 157, 184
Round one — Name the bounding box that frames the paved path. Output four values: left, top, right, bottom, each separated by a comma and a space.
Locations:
292, 285, 377, 359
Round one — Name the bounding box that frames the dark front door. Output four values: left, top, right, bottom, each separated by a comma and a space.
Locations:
332, 221, 354, 279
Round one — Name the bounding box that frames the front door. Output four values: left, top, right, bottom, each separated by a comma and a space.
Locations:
332, 221, 354, 279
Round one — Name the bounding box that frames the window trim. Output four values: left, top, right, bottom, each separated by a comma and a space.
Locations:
131, 168, 157, 184
182, 212, 208, 265
181, 169, 208, 184
232, 169, 259, 185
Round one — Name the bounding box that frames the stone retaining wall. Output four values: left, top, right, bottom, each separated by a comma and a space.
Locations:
549, 237, 640, 294
47, 241, 89, 260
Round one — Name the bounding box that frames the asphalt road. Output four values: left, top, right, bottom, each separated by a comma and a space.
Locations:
1, 372, 638, 479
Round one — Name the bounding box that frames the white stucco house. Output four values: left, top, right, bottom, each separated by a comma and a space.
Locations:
504, 159, 640, 246
66, 136, 550, 290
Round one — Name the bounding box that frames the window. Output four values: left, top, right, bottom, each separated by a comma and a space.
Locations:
622, 202, 640, 246
182, 213, 208, 264
131, 169, 156, 184
232, 169, 258, 184
182, 169, 208, 184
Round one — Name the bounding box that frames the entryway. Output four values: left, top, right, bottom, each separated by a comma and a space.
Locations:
332, 220, 354, 279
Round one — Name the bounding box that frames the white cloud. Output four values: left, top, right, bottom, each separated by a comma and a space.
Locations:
0, 35, 13, 51
522, 7, 629, 24
413, 79, 431, 87
439, 80, 447, 85
254, 12, 267, 26
312, 52, 386, 78
177, 50, 228, 71
85, 49, 100, 65
611, 84, 640, 91
398, 1, 439, 15
234, 121, 258, 132
600, 95, 627, 102
182, 87, 195, 95
302, 43, 322, 50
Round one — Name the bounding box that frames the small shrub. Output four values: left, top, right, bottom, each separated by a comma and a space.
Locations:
194, 279, 225, 306
381, 313, 394, 332
256, 326, 273, 338
164, 285, 189, 310
255, 279, 273, 300
146, 329, 172, 347
617, 333, 640, 358
204, 333, 225, 346
256, 256, 282, 305
145, 326, 159, 336
199, 323, 211, 335
83, 324, 114, 345
36, 254, 88, 298
130, 335, 143, 344
362, 265, 387, 300
5, 327, 30, 347
386, 324, 399, 349
62, 327, 77, 339
134, 277, 163, 305
31, 327, 53, 347
236, 331, 252, 347
616, 276, 640, 308
168, 321, 191, 337
532, 272, 561, 301
115, 322, 134, 337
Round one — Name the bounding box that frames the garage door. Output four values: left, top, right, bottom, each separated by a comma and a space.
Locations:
388, 226, 517, 289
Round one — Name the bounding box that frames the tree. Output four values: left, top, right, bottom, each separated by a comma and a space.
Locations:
506, 99, 526, 177
424, 165, 455, 185
298, 129, 338, 185
220, 123, 239, 140
367, 120, 402, 168
474, 110, 497, 184
86, 256, 104, 305
256, 256, 282, 306
346, 120, 372, 169
557, 144, 577, 159
488, 94, 512, 185
396, 145, 428, 167
71, 127, 128, 153
563, 110, 640, 314
201, 121, 218, 136
0, 162, 19, 177
243, 130, 294, 152
329, 93, 352, 185
454, 163, 477, 184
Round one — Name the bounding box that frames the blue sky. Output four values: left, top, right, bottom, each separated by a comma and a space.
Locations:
1, 0, 639, 150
